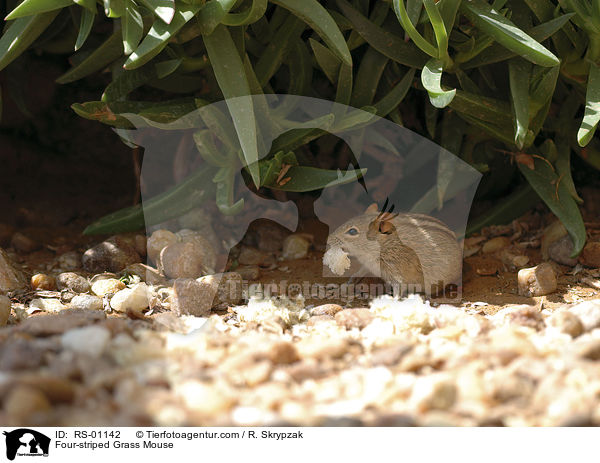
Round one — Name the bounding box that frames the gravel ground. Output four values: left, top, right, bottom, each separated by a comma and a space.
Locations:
1, 214, 600, 427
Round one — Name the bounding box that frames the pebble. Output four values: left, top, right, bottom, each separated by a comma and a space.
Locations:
482, 236, 510, 254
57, 251, 81, 270
19, 309, 105, 336
15, 374, 76, 403
82, 236, 141, 273
568, 300, 600, 332
70, 294, 103, 311
282, 234, 311, 260
91, 278, 125, 297
61, 325, 111, 358
548, 235, 577, 266
31, 273, 56, 290
335, 308, 374, 330
576, 339, 600, 360
582, 241, 600, 268
238, 246, 267, 266
175, 230, 217, 271
4, 386, 51, 423
176, 380, 235, 415
0, 248, 26, 294
410, 375, 457, 412
517, 263, 557, 297
159, 242, 211, 279
307, 315, 335, 326
172, 279, 212, 317
311, 304, 343, 316
11, 231, 41, 253
57, 272, 90, 293
147, 230, 178, 265
197, 272, 243, 309
30, 298, 67, 313
506, 306, 545, 331
110, 283, 150, 314
547, 310, 583, 337
0, 294, 10, 325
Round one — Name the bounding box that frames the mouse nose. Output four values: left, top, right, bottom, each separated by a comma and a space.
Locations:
326, 235, 343, 250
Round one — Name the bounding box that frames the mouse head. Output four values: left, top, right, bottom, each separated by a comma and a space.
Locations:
365, 199, 398, 241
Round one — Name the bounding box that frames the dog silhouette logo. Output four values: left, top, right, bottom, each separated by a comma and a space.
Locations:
3, 429, 50, 460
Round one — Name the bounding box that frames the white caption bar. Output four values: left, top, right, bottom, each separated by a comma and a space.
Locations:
0, 427, 592, 463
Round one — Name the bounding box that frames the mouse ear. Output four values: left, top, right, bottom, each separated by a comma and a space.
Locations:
379, 219, 395, 234
365, 203, 379, 214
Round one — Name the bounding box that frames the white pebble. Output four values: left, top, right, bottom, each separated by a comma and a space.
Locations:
110, 283, 150, 313
61, 326, 111, 358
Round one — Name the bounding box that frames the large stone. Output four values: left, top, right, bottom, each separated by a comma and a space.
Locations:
0, 295, 10, 325
57, 272, 90, 293
0, 248, 26, 294
159, 242, 212, 279
70, 294, 103, 311
517, 263, 557, 297
82, 236, 141, 273
569, 300, 600, 332
110, 283, 150, 314
173, 272, 243, 316
582, 241, 600, 268
62, 326, 111, 358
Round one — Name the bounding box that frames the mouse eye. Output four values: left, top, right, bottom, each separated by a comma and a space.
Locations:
346, 227, 359, 236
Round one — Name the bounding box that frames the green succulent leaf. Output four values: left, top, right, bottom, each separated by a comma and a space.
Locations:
122, 0, 143, 55
271, 0, 352, 66
204, 24, 260, 188
460, 0, 560, 67
123, 3, 201, 70
5, 0, 72, 20
518, 155, 586, 256
421, 57, 456, 108
578, 62, 600, 147
138, 0, 175, 24
75, 8, 96, 51
508, 58, 532, 149
0, 11, 60, 71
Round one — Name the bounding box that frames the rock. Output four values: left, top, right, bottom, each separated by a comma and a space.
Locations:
548, 235, 577, 266
176, 380, 236, 416
175, 230, 217, 271
172, 279, 211, 317
506, 306, 545, 331
197, 272, 243, 309
123, 263, 167, 286
409, 375, 457, 412
57, 251, 81, 270
0, 338, 49, 370
82, 236, 141, 273
159, 242, 212, 279
576, 339, 600, 360
236, 265, 260, 280
91, 278, 125, 297
335, 308, 374, 330
0, 295, 10, 325
568, 300, 600, 332
0, 223, 15, 247
70, 294, 103, 311
307, 315, 335, 326
30, 273, 56, 290
482, 236, 510, 254
15, 374, 76, 403
10, 231, 40, 253
541, 220, 568, 259
19, 309, 106, 336
62, 325, 111, 358
244, 219, 291, 252
238, 246, 266, 266
173, 273, 243, 316
0, 248, 26, 294
30, 298, 67, 313
147, 230, 178, 265
311, 304, 343, 316
282, 234, 311, 260
110, 283, 150, 313
582, 241, 600, 268
370, 344, 412, 366
4, 386, 51, 423
57, 272, 90, 293
547, 310, 583, 337
297, 337, 350, 359
517, 263, 557, 297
